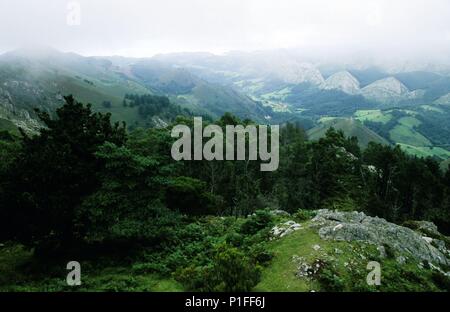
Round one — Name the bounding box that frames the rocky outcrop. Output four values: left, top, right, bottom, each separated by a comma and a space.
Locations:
361, 77, 423, 104
270, 221, 302, 239
310, 209, 450, 266
404, 220, 441, 238
321, 71, 360, 95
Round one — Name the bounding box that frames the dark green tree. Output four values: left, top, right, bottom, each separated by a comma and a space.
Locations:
2, 95, 126, 248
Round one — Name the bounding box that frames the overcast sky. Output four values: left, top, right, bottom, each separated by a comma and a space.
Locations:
1, 0, 450, 59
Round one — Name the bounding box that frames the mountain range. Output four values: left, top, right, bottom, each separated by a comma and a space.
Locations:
1, 47, 450, 163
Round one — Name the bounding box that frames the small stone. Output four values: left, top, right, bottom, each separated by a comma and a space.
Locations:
396, 256, 407, 264
377, 245, 387, 258
333, 224, 343, 231
422, 236, 433, 244
334, 248, 343, 254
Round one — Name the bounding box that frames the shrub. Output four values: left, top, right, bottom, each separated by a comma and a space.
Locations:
225, 232, 244, 247
293, 209, 315, 222
317, 266, 345, 292
431, 271, 450, 291
210, 243, 261, 292
175, 243, 261, 292
248, 243, 274, 266
240, 210, 273, 235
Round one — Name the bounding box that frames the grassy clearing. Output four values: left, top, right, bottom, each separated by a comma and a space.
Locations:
255, 223, 378, 292
308, 118, 389, 147
318, 116, 339, 124
260, 87, 292, 101
398, 116, 421, 128
354, 110, 392, 124
389, 124, 431, 147
2, 215, 448, 292
398, 144, 450, 159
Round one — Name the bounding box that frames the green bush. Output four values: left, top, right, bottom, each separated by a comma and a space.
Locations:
431, 271, 450, 291
175, 243, 261, 292
225, 232, 244, 247
293, 209, 315, 222
248, 243, 274, 266
317, 266, 345, 292
240, 210, 273, 235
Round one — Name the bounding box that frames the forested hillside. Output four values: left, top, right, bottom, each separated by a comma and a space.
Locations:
1, 96, 449, 291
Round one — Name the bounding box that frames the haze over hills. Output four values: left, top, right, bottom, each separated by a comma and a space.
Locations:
1, 46, 450, 162
307, 118, 390, 148
322, 71, 360, 95
2, 0, 450, 294
0, 47, 271, 132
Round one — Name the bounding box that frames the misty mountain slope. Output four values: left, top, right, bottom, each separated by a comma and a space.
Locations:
0, 48, 153, 130
434, 92, 450, 105
130, 60, 270, 121
393, 71, 443, 90
347, 67, 389, 87
0, 48, 271, 130
285, 85, 374, 117
307, 118, 390, 148
360, 77, 424, 105
321, 71, 360, 95
1, 46, 450, 159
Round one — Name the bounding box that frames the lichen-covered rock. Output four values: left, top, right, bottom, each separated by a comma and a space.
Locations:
311, 209, 450, 266
404, 220, 441, 238
270, 221, 302, 239
292, 256, 326, 279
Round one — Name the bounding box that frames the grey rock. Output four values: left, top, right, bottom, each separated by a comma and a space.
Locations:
396, 256, 407, 264
270, 221, 302, 239
377, 245, 387, 258
410, 220, 441, 237
311, 209, 450, 266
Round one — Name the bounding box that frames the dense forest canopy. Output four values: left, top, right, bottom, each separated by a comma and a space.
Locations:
1, 95, 449, 243
1, 95, 450, 291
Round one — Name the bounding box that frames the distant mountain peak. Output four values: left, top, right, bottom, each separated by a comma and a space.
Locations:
322, 71, 360, 94
434, 92, 450, 105
363, 77, 409, 94
361, 76, 412, 103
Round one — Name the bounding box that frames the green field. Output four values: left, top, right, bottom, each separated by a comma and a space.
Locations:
354, 110, 392, 124
389, 116, 432, 147
308, 118, 390, 148
318, 116, 339, 123
398, 144, 450, 159
255, 224, 352, 291
260, 87, 292, 101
